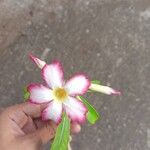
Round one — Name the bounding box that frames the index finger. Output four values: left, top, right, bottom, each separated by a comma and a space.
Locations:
8, 102, 48, 118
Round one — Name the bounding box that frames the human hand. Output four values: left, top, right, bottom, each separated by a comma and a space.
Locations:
0, 102, 81, 150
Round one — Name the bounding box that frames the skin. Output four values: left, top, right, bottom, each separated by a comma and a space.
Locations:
0, 102, 81, 150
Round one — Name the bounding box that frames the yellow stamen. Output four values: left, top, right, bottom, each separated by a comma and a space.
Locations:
53, 88, 68, 101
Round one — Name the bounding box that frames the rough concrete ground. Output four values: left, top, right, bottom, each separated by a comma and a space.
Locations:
0, 0, 150, 150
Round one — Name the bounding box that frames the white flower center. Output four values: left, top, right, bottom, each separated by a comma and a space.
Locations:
53, 88, 68, 102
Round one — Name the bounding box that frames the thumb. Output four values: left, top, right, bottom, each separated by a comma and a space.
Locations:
24, 121, 57, 146
36, 121, 57, 144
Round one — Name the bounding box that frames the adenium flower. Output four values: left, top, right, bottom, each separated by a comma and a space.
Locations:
28, 55, 90, 124
29, 54, 121, 124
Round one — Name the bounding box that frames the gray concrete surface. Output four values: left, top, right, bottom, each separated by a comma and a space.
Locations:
0, 0, 150, 150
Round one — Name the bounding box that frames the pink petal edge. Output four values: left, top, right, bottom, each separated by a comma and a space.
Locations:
63, 98, 88, 124
111, 89, 121, 96
29, 53, 46, 69
27, 83, 52, 103
27, 83, 39, 91
41, 60, 64, 88
28, 99, 50, 105
41, 110, 62, 125
41, 101, 63, 124
65, 73, 91, 96
27, 83, 49, 93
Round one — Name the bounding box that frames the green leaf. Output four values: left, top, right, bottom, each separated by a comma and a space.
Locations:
79, 96, 100, 124
51, 113, 70, 150
91, 80, 101, 85
23, 87, 30, 101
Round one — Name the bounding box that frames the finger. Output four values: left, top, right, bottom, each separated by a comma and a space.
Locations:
71, 123, 81, 134
19, 102, 47, 118
22, 117, 48, 134
0, 107, 4, 113
4, 102, 47, 129
26, 121, 57, 145
8, 102, 48, 118
23, 116, 37, 134
9, 110, 29, 128
34, 118, 46, 129
36, 121, 57, 144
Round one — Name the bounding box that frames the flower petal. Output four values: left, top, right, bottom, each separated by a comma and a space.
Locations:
42, 101, 62, 124
65, 74, 91, 96
42, 61, 64, 89
27, 84, 53, 104
63, 96, 87, 124
90, 83, 121, 95
29, 54, 46, 69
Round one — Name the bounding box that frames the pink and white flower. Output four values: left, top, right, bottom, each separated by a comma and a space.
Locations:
28, 55, 90, 124
28, 54, 121, 124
